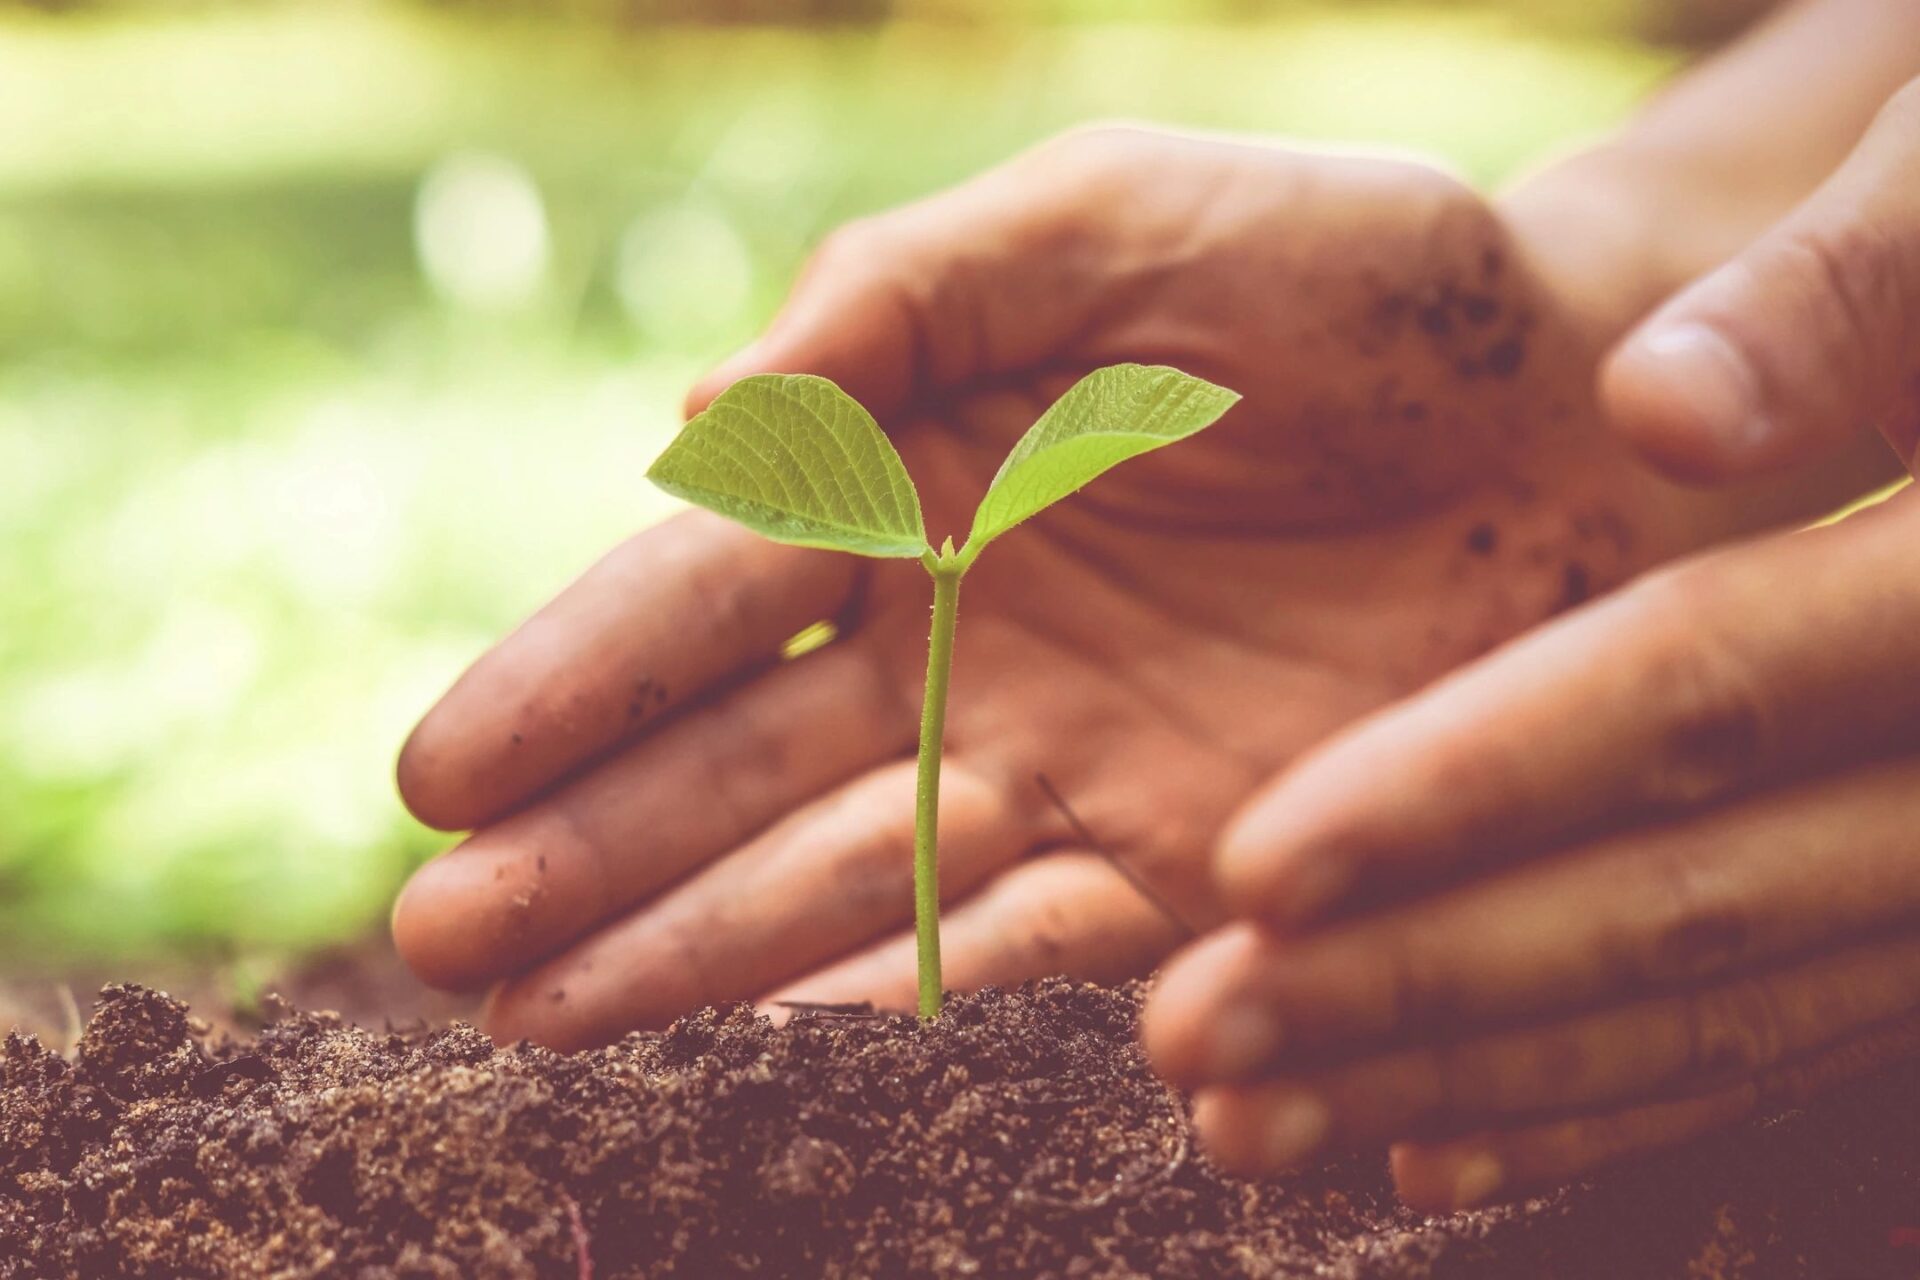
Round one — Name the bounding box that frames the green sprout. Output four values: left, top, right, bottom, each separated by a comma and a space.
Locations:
647, 363, 1240, 1017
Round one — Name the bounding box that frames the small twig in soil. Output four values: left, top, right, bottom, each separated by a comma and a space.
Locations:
560, 1192, 593, 1280
54, 983, 83, 1058
1151, 1130, 1192, 1189
771, 999, 886, 1020
190, 1055, 278, 1097
1034, 773, 1196, 939
1012, 1130, 1192, 1216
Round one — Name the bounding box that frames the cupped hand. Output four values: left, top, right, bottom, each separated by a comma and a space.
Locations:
1144, 486, 1920, 1211
391, 126, 1789, 1050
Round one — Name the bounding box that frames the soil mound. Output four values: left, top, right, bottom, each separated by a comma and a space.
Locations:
3, 980, 1915, 1278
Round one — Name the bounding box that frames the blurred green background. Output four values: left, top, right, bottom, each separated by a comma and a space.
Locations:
0, 1, 1724, 969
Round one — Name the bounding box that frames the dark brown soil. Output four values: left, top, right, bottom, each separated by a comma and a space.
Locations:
0, 940, 478, 1050
3, 980, 1917, 1279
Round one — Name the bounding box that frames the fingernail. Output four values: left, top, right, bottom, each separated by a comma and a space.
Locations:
1257, 1092, 1333, 1169
1203, 1002, 1284, 1081
1630, 322, 1768, 454
1448, 1152, 1505, 1210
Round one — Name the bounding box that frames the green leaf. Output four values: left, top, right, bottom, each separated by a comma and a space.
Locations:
647, 373, 929, 558
963, 363, 1239, 556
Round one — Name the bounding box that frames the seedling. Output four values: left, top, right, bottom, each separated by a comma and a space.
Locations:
647, 364, 1239, 1017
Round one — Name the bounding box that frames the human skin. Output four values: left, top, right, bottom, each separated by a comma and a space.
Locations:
393, 0, 1915, 1206
1143, 487, 1920, 1208
392, 119, 1875, 1034
1145, 0, 1920, 1210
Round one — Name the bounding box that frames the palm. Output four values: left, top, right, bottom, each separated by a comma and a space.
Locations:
393, 141, 1724, 1049
858, 326, 1653, 942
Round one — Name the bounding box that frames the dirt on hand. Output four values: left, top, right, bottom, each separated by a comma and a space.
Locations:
2, 979, 1916, 1279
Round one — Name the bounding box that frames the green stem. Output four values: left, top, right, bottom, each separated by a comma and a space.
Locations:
913, 557, 963, 1019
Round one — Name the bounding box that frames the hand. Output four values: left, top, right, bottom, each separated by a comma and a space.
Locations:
1603, 75, 1920, 481
1143, 486, 1920, 1211
392, 126, 1802, 1050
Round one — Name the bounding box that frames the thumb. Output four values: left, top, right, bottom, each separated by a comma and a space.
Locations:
682, 136, 1114, 420
1602, 80, 1920, 481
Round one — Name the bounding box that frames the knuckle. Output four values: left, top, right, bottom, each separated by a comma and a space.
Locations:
1634, 849, 1751, 987
694, 715, 767, 837
1728, 979, 1789, 1065
686, 533, 766, 636
1615, 570, 1772, 807
829, 785, 916, 916
1503, 1025, 1595, 1109
1396, 163, 1500, 253
1020, 122, 1171, 213
663, 916, 722, 998
1420, 1041, 1476, 1119
1376, 933, 1463, 1037
1682, 980, 1786, 1081
1764, 219, 1912, 357
1402, 161, 1485, 220
999, 893, 1072, 972
1041, 120, 1162, 162
1415, 736, 1533, 848
992, 855, 1120, 975
810, 216, 887, 271
1341, 1046, 1456, 1134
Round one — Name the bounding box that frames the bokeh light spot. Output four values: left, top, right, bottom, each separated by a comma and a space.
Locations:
413, 151, 551, 310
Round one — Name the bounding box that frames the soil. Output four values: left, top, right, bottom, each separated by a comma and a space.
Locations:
0, 941, 478, 1050
3, 979, 1918, 1279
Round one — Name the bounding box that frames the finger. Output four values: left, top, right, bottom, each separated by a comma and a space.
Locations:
1390, 1089, 1752, 1213
1388, 1010, 1920, 1210
761, 851, 1189, 1015
684, 127, 1149, 418
391, 633, 915, 990
1148, 756, 1920, 1087
1218, 488, 1920, 930
1602, 78, 1920, 480
397, 510, 859, 831
1187, 931, 1920, 1173
481, 760, 1027, 1049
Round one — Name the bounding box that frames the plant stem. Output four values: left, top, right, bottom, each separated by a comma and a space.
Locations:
913, 557, 963, 1019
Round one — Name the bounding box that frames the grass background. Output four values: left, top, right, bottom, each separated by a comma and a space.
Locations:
0, 2, 1681, 965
